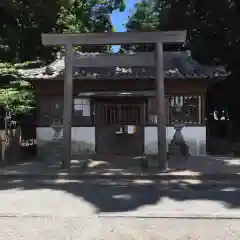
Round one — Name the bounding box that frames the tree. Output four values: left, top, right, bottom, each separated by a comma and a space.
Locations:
124, 0, 240, 70
123, 0, 159, 52
0, 0, 126, 62
0, 62, 40, 117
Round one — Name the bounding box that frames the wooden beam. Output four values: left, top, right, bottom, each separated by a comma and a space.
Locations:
62, 43, 73, 169
155, 42, 167, 170
73, 53, 155, 67
42, 31, 186, 46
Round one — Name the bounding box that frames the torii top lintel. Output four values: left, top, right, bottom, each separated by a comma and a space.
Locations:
41, 31, 187, 46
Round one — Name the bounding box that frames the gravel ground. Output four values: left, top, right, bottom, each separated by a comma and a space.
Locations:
0, 217, 239, 239
0, 179, 239, 239
0, 179, 239, 218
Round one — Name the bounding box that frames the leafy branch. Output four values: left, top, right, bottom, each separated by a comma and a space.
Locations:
0, 61, 39, 116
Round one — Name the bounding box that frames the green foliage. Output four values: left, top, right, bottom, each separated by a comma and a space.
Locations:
0, 61, 42, 72
13, 61, 43, 69
124, 0, 240, 71
0, 87, 35, 116
0, 0, 126, 62
0, 62, 36, 116
121, 0, 159, 52
126, 0, 159, 32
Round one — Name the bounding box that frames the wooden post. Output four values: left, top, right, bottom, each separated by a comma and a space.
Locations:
62, 43, 73, 168
155, 42, 167, 170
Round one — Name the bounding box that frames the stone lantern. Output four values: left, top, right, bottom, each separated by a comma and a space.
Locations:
48, 103, 64, 165
168, 96, 189, 159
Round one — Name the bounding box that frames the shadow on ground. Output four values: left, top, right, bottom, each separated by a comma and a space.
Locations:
1, 155, 240, 176
0, 155, 239, 213
0, 178, 239, 213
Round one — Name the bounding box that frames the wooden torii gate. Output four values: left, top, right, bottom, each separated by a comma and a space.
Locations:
41, 31, 186, 169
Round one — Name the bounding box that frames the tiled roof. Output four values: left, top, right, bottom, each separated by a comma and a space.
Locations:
19, 51, 227, 80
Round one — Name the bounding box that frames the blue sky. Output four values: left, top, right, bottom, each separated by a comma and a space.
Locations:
110, 0, 140, 51
111, 0, 139, 32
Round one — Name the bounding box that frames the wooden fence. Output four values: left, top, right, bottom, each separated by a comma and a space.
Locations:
0, 128, 22, 165
0, 126, 36, 166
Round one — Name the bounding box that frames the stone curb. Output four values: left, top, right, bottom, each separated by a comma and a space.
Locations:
0, 172, 239, 180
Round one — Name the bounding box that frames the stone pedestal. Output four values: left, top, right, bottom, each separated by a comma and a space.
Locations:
168, 124, 189, 159
47, 124, 63, 165
171, 124, 185, 145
